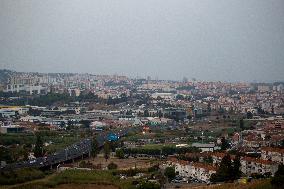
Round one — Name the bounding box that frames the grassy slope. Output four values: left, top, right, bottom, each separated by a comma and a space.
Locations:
2, 169, 134, 189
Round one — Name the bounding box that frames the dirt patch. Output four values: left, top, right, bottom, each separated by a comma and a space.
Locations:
54, 183, 119, 189
88, 156, 156, 170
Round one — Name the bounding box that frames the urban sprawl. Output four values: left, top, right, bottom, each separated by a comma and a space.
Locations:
0, 69, 283, 188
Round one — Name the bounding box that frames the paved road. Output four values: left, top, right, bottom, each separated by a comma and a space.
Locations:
1, 138, 92, 171
0, 127, 139, 171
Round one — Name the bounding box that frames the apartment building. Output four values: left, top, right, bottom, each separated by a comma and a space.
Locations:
240, 156, 278, 176
168, 158, 217, 182
261, 147, 284, 164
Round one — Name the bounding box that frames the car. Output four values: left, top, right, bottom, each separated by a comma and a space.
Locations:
29, 160, 36, 164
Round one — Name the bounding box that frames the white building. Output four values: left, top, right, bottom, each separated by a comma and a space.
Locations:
240, 156, 278, 176
191, 143, 217, 152
151, 93, 174, 100
261, 147, 284, 164
5, 84, 47, 94
168, 158, 216, 182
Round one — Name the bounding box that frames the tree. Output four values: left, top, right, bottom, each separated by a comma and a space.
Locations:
115, 149, 125, 159
210, 154, 234, 182
265, 135, 271, 141
271, 164, 284, 188
34, 134, 44, 158
204, 156, 213, 164
138, 181, 160, 189
158, 110, 163, 118
109, 141, 118, 152
281, 139, 284, 147
67, 120, 74, 126
103, 141, 110, 161
107, 162, 118, 170
176, 94, 184, 100
157, 96, 163, 101
246, 111, 253, 119
0, 146, 12, 163
144, 109, 150, 117
164, 166, 176, 181
221, 137, 230, 151
271, 105, 275, 114
161, 146, 176, 156
240, 119, 244, 131
59, 121, 65, 128
80, 120, 91, 128
232, 155, 242, 179
91, 138, 99, 158
126, 110, 133, 115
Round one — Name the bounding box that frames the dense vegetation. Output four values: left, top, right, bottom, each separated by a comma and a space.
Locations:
271, 164, 284, 189
0, 131, 80, 163
164, 167, 176, 181
137, 181, 160, 189
107, 162, 118, 170
29, 93, 74, 106
0, 168, 45, 185
210, 154, 242, 182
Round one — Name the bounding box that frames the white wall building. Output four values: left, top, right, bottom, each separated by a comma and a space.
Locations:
168, 158, 216, 182
240, 157, 278, 176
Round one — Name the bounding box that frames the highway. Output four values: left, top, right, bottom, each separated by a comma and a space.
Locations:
0, 127, 139, 172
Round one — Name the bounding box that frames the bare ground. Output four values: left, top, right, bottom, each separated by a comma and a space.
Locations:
88, 156, 156, 170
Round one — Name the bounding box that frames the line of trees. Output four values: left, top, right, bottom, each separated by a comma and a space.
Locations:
34, 133, 44, 157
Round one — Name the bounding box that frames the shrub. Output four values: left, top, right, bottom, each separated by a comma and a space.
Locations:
138, 181, 160, 189
79, 160, 94, 168
164, 167, 176, 181
148, 164, 159, 173
116, 149, 125, 159
107, 162, 118, 170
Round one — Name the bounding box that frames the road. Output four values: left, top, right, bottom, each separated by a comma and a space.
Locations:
0, 126, 139, 171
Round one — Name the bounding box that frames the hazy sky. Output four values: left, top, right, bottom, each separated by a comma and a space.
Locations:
0, 0, 284, 82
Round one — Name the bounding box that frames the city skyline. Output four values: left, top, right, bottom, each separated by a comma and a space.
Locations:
1, 69, 284, 84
